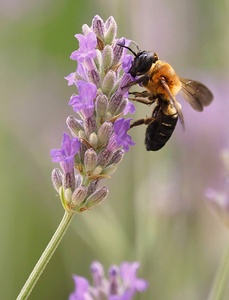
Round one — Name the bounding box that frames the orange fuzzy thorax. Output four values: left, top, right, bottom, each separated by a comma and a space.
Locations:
143, 60, 182, 100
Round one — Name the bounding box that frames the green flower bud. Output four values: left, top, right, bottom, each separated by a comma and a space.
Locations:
104, 16, 117, 45
101, 70, 116, 96
89, 132, 98, 148
103, 45, 114, 70
103, 164, 117, 176
95, 94, 108, 118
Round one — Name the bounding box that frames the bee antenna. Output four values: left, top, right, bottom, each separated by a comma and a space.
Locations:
117, 43, 138, 57
131, 40, 141, 52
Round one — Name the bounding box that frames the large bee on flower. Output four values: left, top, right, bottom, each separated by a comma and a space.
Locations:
118, 43, 213, 151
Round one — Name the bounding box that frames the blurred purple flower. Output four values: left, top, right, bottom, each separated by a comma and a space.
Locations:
50, 133, 80, 173
69, 276, 92, 300
70, 32, 97, 62
69, 261, 148, 300
69, 80, 97, 118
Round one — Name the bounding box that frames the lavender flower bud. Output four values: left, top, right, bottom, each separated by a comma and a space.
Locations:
104, 16, 117, 45
66, 116, 84, 136
108, 93, 123, 115
91, 166, 103, 177
71, 186, 88, 209
63, 171, 75, 191
115, 97, 128, 115
84, 116, 97, 136
94, 49, 103, 73
103, 164, 117, 176
89, 132, 98, 148
85, 186, 108, 209
64, 188, 73, 203
84, 148, 98, 172
87, 179, 99, 196
75, 174, 82, 189
78, 142, 87, 165
101, 70, 116, 95
98, 148, 113, 167
103, 45, 114, 70
95, 94, 108, 118
112, 39, 124, 66
109, 149, 124, 165
82, 24, 91, 35
92, 15, 105, 42
98, 121, 112, 146
88, 69, 100, 87
51, 168, 63, 192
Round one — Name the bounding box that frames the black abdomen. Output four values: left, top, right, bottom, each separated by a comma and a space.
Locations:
145, 111, 178, 151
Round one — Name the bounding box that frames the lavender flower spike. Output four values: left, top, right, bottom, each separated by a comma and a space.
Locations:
69, 261, 148, 300
51, 15, 135, 213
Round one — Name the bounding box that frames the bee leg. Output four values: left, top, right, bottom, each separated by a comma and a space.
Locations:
130, 117, 154, 129
129, 92, 157, 106
129, 90, 151, 98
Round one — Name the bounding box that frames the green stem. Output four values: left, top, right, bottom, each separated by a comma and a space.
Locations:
16, 211, 75, 300
208, 243, 229, 300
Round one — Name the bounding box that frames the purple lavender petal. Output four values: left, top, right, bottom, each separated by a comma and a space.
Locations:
70, 32, 97, 62
114, 119, 135, 152
122, 54, 133, 73
123, 101, 135, 115
65, 72, 77, 86
69, 80, 97, 117
50, 133, 80, 173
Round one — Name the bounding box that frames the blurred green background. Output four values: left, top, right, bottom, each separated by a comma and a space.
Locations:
1, 0, 229, 299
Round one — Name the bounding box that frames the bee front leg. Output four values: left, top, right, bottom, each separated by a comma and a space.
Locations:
122, 74, 150, 89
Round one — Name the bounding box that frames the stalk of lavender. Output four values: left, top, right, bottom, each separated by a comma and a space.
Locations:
16, 15, 135, 300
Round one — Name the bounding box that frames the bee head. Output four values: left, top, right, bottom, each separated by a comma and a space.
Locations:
129, 51, 158, 77
117, 42, 158, 77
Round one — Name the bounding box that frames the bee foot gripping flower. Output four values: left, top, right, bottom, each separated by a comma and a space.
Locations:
69, 261, 148, 300
50, 15, 135, 213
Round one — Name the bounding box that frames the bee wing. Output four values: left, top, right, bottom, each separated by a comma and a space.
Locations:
160, 77, 185, 129
180, 78, 213, 112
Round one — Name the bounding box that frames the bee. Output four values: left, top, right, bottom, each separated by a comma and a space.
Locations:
118, 43, 213, 151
